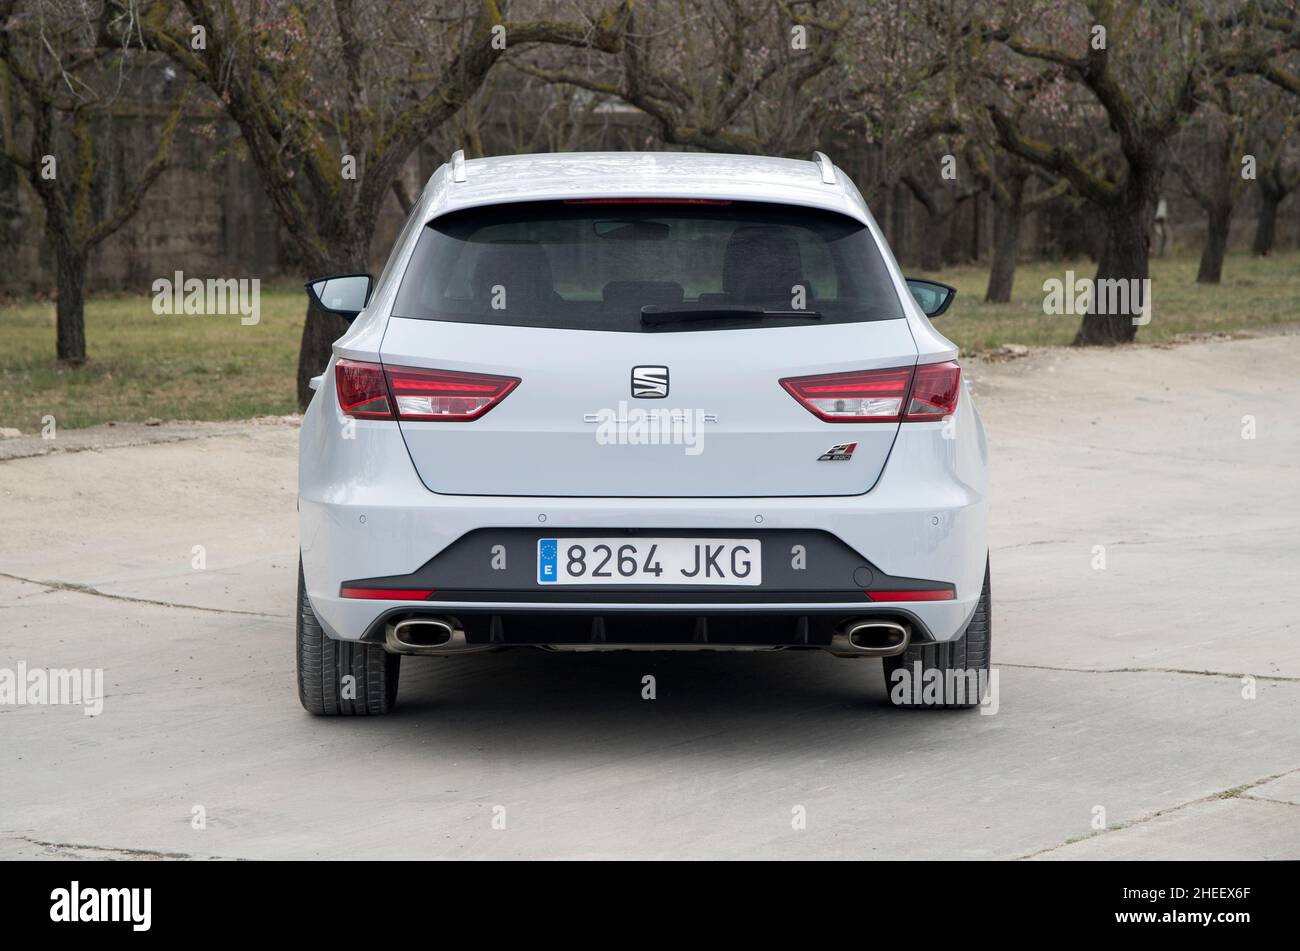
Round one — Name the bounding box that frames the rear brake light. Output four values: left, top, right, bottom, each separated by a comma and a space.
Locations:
335, 361, 518, 421
386, 366, 519, 421
780, 362, 961, 423
562, 198, 732, 205
335, 359, 393, 419
905, 361, 961, 421
781, 367, 914, 422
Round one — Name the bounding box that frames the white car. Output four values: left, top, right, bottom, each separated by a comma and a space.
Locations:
297, 150, 989, 714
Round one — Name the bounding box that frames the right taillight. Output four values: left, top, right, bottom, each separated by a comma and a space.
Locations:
904, 361, 961, 421
781, 362, 960, 423
334, 359, 519, 421
780, 367, 914, 422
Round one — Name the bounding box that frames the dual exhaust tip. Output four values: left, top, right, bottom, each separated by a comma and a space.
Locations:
829, 619, 911, 657
385, 617, 487, 655
386, 615, 910, 656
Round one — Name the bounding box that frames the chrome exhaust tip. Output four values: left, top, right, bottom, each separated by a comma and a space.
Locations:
828, 619, 911, 657
384, 617, 484, 655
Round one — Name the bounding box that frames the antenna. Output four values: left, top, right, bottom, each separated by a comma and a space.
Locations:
450, 149, 467, 183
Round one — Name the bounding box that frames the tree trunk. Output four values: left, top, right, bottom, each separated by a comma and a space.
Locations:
54, 239, 87, 364
1072, 198, 1148, 346
295, 229, 372, 410
297, 304, 353, 409
985, 175, 1025, 303
1252, 182, 1281, 257
920, 205, 945, 271
1196, 204, 1231, 284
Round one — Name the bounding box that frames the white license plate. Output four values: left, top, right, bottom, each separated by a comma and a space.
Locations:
537, 537, 761, 586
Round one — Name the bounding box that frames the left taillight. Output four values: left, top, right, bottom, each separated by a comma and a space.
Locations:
335, 359, 393, 419
334, 361, 519, 422
385, 366, 520, 421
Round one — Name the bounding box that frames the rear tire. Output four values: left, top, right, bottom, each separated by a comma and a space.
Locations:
882, 560, 990, 709
296, 560, 400, 715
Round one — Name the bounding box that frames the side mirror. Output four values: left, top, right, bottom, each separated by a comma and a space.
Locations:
305, 273, 373, 321
905, 278, 957, 318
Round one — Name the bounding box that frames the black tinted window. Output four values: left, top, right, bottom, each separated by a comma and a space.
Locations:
392, 200, 904, 331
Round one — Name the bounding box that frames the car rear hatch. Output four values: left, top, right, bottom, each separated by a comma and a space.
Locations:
378, 199, 917, 498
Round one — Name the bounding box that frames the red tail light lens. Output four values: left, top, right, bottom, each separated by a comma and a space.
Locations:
905, 361, 961, 421
781, 362, 961, 423
562, 198, 733, 205
335, 359, 393, 419
385, 366, 520, 421
781, 367, 914, 422
336, 361, 519, 421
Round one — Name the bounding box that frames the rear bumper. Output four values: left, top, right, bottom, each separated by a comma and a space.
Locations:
364, 605, 941, 652
299, 384, 988, 643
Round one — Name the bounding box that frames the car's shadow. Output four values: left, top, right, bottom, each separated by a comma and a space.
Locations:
357, 648, 977, 758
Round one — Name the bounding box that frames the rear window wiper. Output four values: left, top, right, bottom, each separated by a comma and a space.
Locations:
640, 304, 822, 325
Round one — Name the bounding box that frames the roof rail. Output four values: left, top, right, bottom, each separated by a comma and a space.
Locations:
450, 149, 467, 183
811, 150, 835, 184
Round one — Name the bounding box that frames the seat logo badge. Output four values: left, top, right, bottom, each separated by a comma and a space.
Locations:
631, 366, 669, 398
818, 442, 857, 461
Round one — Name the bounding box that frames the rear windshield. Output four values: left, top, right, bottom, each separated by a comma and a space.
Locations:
391, 200, 904, 332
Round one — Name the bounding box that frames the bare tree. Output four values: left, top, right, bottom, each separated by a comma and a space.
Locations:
1249, 101, 1300, 256
968, 146, 1072, 301
1212, 3, 1300, 255
436, 72, 621, 159
831, 0, 966, 205
1217, 2, 1300, 95
118, 0, 631, 407
1172, 79, 1259, 283
0, 0, 188, 363
949, 19, 1083, 302
983, 1, 1220, 344
900, 142, 981, 272
1253, 147, 1300, 255
514, 0, 851, 157
983, 1, 1300, 341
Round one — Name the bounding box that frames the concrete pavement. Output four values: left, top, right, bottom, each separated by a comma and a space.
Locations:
2, 334, 1297, 859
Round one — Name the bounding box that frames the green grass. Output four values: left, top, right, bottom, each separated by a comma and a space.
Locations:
919, 250, 1300, 353
1, 251, 1298, 431
0, 281, 305, 431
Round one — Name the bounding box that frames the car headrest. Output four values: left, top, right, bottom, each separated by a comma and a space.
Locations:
471, 240, 556, 308
722, 225, 807, 303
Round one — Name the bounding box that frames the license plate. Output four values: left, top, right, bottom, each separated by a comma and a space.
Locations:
537, 537, 761, 585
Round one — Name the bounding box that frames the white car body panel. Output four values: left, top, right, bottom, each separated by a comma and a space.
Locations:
380, 316, 918, 497
299, 150, 987, 646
